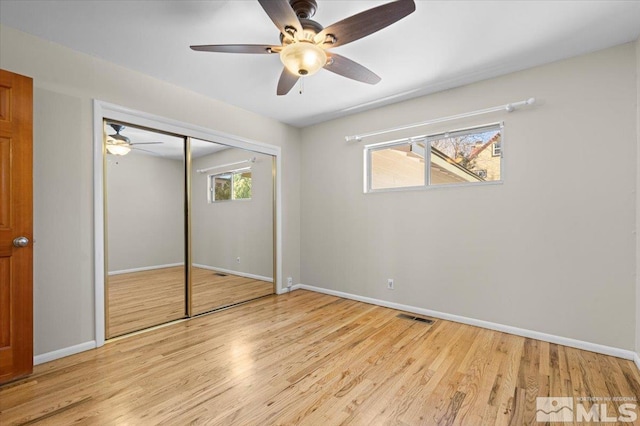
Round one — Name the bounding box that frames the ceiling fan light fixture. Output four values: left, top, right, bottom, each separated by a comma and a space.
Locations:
280, 41, 326, 76
106, 143, 132, 156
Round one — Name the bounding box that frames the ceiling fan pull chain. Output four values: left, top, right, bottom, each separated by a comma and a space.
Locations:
299, 78, 304, 95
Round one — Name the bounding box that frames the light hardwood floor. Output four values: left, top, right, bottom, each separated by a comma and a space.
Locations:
3, 290, 639, 425
192, 267, 274, 315
107, 266, 273, 337
107, 267, 185, 338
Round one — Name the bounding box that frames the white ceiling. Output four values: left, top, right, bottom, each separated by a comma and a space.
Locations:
2, 1, 640, 127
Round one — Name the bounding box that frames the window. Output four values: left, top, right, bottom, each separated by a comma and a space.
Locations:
492, 142, 501, 157
208, 168, 252, 202
365, 123, 502, 192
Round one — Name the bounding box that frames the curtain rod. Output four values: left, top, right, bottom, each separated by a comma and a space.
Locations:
345, 98, 536, 142
196, 157, 256, 174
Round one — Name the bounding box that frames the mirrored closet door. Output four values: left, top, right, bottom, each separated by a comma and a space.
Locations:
103, 122, 276, 339
104, 121, 187, 338
190, 139, 274, 315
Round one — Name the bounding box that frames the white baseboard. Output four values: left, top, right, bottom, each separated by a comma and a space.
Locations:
294, 284, 637, 362
277, 284, 299, 295
34, 340, 96, 365
108, 263, 184, 276
193, 264, 273, 283
31, 287, 640, 369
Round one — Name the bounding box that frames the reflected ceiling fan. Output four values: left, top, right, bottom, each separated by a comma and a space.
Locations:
105, 123, 163, 156
190, 0, 416, 95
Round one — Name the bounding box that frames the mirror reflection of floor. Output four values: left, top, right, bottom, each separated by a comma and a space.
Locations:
191, 267, 274, 315
107, 266, 273, 338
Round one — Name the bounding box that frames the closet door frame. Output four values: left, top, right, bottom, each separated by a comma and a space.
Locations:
93, 100, 282, 348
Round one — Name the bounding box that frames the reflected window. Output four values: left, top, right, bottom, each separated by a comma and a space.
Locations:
209, 168, 252, 202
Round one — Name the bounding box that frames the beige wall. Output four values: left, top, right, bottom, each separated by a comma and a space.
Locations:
0, 25, 301, 356
192, 149, 273, 278
301, 43, 637, 350
636, 37, 640, 358
107, 151, 184, 272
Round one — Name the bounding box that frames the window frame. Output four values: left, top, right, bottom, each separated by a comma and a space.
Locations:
364, 122, 504, 193
208, 166, 252, 203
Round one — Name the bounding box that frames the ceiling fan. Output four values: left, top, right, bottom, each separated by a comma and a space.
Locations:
105, 123, 162, 156
190, 0, 416, 95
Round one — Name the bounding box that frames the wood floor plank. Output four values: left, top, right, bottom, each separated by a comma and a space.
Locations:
1, 290, 639, 425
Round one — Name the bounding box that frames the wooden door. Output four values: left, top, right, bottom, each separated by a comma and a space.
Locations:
0, 69, 33, 384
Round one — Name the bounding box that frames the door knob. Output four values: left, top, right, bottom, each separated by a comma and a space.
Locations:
13, 236, 29, 248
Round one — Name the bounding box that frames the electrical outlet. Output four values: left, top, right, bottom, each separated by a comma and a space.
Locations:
387, 279, 394, 290
287, 277, 293, 287
236, 257, 241, 263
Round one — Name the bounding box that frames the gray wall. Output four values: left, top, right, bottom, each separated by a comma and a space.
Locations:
192, 148, 273, 278
107, 151, 184, 272
0, 25, 301, 356
636, 37, 640, 358
300, 43, 637, 351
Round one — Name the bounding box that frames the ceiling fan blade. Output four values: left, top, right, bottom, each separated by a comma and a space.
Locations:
131, 147, 160, 155
130, 142, 163, 145
257, 0, 302, 39
190, 44, 279, 54
315, 0, 416, 48
277, 68, 299, 96
324, 53, 381, 85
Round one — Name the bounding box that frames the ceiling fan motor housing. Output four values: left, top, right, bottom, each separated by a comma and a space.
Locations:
280, 18, 324, 44
289, 0, 317, 19
109, 123, 130, 143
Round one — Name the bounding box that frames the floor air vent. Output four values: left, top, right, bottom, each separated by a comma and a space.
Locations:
397, 313, 434, 324
214, 273, 228, 277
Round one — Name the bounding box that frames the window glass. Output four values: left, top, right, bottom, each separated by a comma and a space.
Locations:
213, 173, 232, 201
429, 127, 502, 185
370, 142, 425, 190
209, 169, 252, 202
233, 171, 252, 199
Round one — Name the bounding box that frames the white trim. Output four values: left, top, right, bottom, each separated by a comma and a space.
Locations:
294, 284, 637, 361
282, 283, 303, 295
93, 103, 106, 348
192, 264, 273, 283
93, 100, 283, 349
634, 353, 640, 371
94, 101, 280, 156
34, 341, 96, 365
108, 263, 184, 276
275, 153, 282, 293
